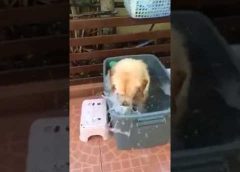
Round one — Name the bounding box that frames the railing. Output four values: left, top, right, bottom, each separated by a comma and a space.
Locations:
70, 16, 170, 85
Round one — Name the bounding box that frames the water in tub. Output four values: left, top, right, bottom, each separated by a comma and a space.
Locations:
144, 74, 170, 112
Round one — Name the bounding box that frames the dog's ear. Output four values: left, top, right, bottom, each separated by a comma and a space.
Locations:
109, 67, 116, 77
109, 69, 113, 77
140, 79, 148, 92
135, 79, 148, 98
109, 69, 115, 91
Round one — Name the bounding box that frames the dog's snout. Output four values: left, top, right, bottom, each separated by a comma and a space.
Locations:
122, 101, 129, 106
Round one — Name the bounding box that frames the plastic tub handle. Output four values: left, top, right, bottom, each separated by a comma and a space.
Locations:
136, 117, 166, 127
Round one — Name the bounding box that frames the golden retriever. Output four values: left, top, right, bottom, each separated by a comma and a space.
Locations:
109, 58, 150, 109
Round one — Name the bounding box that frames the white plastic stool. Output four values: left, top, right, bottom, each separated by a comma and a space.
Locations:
80, 98, 109, 142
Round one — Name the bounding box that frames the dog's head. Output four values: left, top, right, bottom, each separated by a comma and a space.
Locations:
110, 69, 148, 106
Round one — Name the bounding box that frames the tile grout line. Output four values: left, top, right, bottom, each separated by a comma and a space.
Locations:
98, 138, 103, 172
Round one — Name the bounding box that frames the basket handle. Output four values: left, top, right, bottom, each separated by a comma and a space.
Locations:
136, 116, 166, 127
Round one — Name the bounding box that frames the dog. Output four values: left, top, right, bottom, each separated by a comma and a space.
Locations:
109, 58, 150, 110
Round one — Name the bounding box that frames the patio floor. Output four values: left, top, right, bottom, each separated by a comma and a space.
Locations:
70, 96, 170, 172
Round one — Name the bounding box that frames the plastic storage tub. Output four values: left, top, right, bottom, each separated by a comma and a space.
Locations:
123, 0, 170, 19
103, 54, 170, 149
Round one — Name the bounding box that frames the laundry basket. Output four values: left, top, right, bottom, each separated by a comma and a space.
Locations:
123, 0, 170, 18
103, 54, 170, 149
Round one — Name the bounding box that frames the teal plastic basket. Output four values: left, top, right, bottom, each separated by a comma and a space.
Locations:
123, 0, 170, 18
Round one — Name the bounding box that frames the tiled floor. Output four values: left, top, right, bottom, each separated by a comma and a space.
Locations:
70, 97, 170, 172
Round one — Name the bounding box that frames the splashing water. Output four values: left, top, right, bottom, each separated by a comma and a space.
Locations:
103, 73, 170, 115
144, 76, 170, 112
109, 128, 131, 137
108, 120, 131, 137
102, 86, 141, 116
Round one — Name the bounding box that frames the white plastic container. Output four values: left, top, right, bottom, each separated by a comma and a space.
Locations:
124, 0, 170, 18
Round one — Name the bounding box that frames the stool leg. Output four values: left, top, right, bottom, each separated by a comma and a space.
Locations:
102, 129, 109, 140
80, 132, 89, 142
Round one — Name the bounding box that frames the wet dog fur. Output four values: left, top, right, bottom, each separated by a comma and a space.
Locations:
109, 58, 150, 109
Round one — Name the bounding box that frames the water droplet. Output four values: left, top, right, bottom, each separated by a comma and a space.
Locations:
145, 133, 149, 138
137, 143, 141, 147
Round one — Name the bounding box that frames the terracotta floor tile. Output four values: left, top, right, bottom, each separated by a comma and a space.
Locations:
111, 161, 122, 171
142, 165, 151, 172
131, 158, 141, 167
79, 153, 88, 163
102, 163, 111, 172
103, 151, 115, 162
92, 147, 100, 154
108, 139, 116, 148
161, 162, 170, 172
101, 145, 109, 154
150, 162, 162, 172
119, 152, 130, 159
149, 155, 158, 163
74, 161, 82, 170
122, 168, 134, 172
70, 96, 170, 172
82, 167, 93, 172
140, 156, 150, 165
82, 145, 94, 154
92, 165, 102, 172
158, 154, 167, 163
86, 155, 99, 165
133, 167, 144, 172
121, 159, 131, 169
